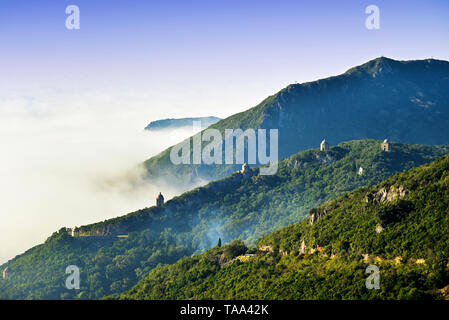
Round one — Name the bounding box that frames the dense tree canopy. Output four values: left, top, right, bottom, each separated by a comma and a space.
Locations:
121, 154, 449, 300
1, 140, 447, 299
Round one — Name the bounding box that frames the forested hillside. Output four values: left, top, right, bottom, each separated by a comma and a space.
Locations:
121, 153, 449, 300
0, 140, 447, 299
143, 57, 449, 187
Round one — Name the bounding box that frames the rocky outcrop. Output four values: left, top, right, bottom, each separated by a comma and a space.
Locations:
361, 253, 370, 262
77, 224, 130, 237
365, 185, 409, 204
315, 153, 334, 164
220, 253, 257, 267
258, 245, 273, 253
415, 259, 426, 264
437, 285, 449, 299
375, 224, 384, 233
217, 253, 228, 266
309, 208, 327, 225
299, 240, 307, 254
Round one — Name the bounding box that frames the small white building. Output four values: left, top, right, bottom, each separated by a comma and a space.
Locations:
240, 162, 250, 174
381, 139, 390, 152
2, 267, 9, 280
320, 139, 329, 151
358, 167, 364, 176
376, 224, 384, 234
71, 227, 80, 237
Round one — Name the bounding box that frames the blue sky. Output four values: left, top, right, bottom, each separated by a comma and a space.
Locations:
1, 0, 448, 117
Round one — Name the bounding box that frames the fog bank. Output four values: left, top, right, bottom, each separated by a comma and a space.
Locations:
0, 89, 204, 264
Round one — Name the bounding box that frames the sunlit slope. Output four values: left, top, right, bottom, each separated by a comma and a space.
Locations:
0, 140, 447, 299
122, 153, 449, 300
143, 57, 449, 187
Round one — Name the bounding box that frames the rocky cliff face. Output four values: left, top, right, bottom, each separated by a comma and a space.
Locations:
309, 208, 327, 225
365, 185, 409, 204
143, 57, 449, 188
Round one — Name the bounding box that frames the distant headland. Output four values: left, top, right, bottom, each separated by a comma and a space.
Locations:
144, 116, 221, 131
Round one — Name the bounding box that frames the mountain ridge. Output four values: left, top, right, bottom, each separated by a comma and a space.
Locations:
120, 151, 449, 300
143, 57, 449, 188
1, 140, 447, 299
144, 116, 221, 131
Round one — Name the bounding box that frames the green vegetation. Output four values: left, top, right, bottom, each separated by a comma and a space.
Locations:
223, 240, 248, 260
0, 140, 447, 299
143, 57, 449, 187
121, 153, 449, 300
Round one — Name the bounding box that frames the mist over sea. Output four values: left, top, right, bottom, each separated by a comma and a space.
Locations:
0, 89, 205, 264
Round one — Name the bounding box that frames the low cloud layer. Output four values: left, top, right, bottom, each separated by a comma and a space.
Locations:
0, 88, 203, 264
